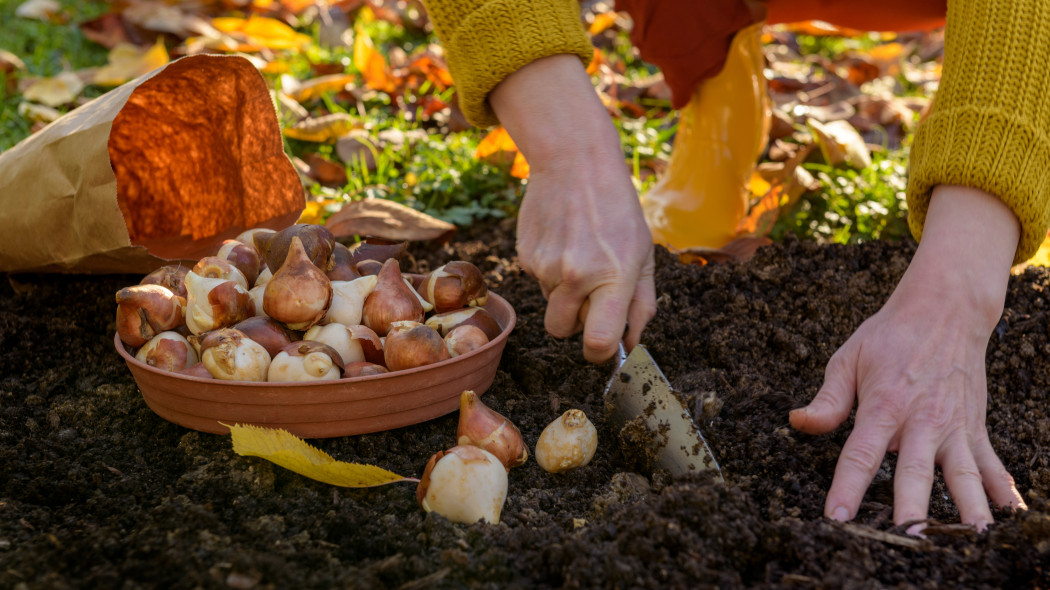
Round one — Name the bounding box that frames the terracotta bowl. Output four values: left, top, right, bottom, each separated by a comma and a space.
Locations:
115, 294, 516, 438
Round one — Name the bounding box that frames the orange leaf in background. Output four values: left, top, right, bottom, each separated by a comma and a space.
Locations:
475, 126, 518, 159
736, 182, 786, 237
863, 42, 904, 77
511, 151, 530, 179
586, 47, 606, 75
409, 54, 453, 90
778, 20, 867, 38
588, 11, 618, 35
353, 27, 395, 92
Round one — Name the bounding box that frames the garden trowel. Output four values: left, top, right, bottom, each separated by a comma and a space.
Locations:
604, 343, 724, 481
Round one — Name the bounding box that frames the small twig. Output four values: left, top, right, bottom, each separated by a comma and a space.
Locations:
841, 523, 930, 549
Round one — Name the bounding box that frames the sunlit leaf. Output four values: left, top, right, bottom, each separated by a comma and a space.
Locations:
92, 40, 170, 87
511, 151, 530, 179
588, 12, 618, 35
353, 26, 395, 92
737, 182, 786, 237
808, 119, 872, 170
475, 126, 518, 159
1027, 232, 1050, 267
22, 71, 84, 107
288, 73, 356, 103
17, 101, 62, 124
212, 15, 311, 51
226, 423, 416, 487
284, 113, 358, 142
326, 198, 457, 243
15, 0, 60, 21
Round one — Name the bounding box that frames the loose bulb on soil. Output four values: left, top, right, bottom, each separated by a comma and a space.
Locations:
115, 284, 186, 348
267, 341, 343, 382
199, 328, 271, 381
416, 445, 508, 525
535, 409, 598, 473
135, 331, 198, 372
457, 390, 528, 470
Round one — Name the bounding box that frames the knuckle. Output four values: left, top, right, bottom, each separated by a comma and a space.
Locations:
895, 460, 935, 484
841, 442, 885, 475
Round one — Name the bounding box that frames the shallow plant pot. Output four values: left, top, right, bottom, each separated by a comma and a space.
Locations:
115, 294, 516, 438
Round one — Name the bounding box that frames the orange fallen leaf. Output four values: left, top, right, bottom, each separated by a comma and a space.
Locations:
588, 12, 618, 35
226, 423, 416, 487
475, 126, 517, 159
677, 236, 773, 266
511, 151, 530, 179
353, 26, 395, 92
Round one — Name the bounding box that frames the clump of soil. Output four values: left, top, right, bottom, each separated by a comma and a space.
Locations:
3, 220, 1050, 588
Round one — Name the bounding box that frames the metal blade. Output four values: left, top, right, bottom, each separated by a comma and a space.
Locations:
604, 344, 723, 481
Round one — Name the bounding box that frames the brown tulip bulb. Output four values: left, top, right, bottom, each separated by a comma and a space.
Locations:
235, 228, 275, 258
361, 259, 424, 336
456, 390, 528, 470
425, 306, 502, 340
267, 341, 344, 382
383, 321, 449, 371
184, 269, 253, 335
356, 259, 382, 276
199, 328, 271, 381
264, 236, 333, 330
418, 261, 489, 313
343, 361, 389, 377
232, 316, 297, 358
327, 242, 362, 281
116, 284, 186, 348
216, 239, 261, 287
135, 331, 198, 373
140, 265, 189, 298
445, 324, 490, 357
347, 236, 407, 265
254, 223, 335, 272
177, 362, 215, 379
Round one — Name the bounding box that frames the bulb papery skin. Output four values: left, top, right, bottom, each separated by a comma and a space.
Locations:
264, 236, 333, 330
236, 228, 275, 258
268, 351, 340, 382
535, 409, 598, 473
199, 328, 271, 381
191, 256, 249, 290
361, 259, 424, 336
116, 284, 187, 348
178, 362, 215, 379
416, 445, 508, 525
324, 275, 378, 326
232, 316, 297, 359
135, 331, 198, 372
254, 267, 273, 289
425, 307, 502, 340
348, 237, 407, 266
140, 265, 189, 298
249, 284, 267, 317
216, 239, 261, 287
457, 390, 528, 469
445, 324, 490, 357
327, 242, 362, 281
255, 223, 335, 272
184, 271, 253, 335
303, 323, 382, 366
419, 261, 489, 313
343, 361, 389, 377
384, 321, 449, 371
404, 277, 434, 312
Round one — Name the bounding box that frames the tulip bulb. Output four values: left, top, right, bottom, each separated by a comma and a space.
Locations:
457, 390, 528, 469
178, 362, 214, 379
324, 275, 378, 326
535, 409, 598, 473
327, 242, 362, 281
191, 256, 249, 289
384, 321, 449, 371
232, 316, 297, 358
236, 228, 275, 258
116, 284, 186, 348
425, 307, 502, 340
348, 236, 407, 266
135, 331, 198, 372
356, 259, 382, 276
303, 323, 382, 366
361, 259, 424, 336
418, 261, 488, 313
416, 445, 508, 525
267, 341, 343, 382
343, 361, 389, 377
216, 239, 261, 287
254, 223, 335, 272
264, 236, 332, 330
140, 265, 189, 298
184, 269, 253, 335
445, 325, 489, 357
199, 328, 271, 381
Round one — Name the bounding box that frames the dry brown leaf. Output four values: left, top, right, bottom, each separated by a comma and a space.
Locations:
79, 12, 140, 49
335, 134, 378, 170
0, 50, 26, 93
808, 119, 872, 170
302, 153, 349, 186
325, 198, 456, 243
676, 236, 772, 266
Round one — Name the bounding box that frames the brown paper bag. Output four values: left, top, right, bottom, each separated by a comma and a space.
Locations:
0, 54, 304, 274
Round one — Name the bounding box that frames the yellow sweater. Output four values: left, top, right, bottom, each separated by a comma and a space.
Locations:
423, 0, 1050, 262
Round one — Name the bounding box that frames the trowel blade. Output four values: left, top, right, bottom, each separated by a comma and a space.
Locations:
604, 344, 723, 481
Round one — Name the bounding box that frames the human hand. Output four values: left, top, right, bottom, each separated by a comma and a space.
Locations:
490, 55, 656, 362
790, 185, 1027, 530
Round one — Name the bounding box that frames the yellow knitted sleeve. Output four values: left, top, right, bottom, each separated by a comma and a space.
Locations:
422, 0, 594, 128
907, 0, 1050, 263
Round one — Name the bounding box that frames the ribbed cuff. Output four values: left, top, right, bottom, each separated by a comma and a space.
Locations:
441, 0, 593, 128
907, 106, 1050, 264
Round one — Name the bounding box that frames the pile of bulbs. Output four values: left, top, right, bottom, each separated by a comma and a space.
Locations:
419, 390, 599, 525
115, 223, 503, 382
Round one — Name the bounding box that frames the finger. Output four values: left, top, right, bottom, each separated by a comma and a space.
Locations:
940, 432, 994, 529
623, 272, 657, 353
972, 432, 1026, 511
544, 285, 587, 339
891, 427, 938, 526
823, 408, 897, 521
790, 347, 858, 435
579, 287, 633, 363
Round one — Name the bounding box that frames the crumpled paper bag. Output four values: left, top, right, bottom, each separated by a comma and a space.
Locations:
0, 54, 304, 274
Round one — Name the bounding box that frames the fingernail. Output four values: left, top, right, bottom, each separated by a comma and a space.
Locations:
831, 506, 849, 521
906, 522, 927, 538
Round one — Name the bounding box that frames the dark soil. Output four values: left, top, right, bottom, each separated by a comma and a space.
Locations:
3, 220, 1050, 589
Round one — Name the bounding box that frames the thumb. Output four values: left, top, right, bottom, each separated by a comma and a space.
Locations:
790, 347, 857, 434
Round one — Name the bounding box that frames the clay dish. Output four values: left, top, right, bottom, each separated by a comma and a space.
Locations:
115, 293, 516, 438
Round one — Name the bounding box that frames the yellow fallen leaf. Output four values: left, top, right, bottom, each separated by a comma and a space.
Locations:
17, 101, 62, 124
288, 73, 356, 103
226, 423, 416, 487
808, 119, 872, 170
22, 71, 84, 107
212, 15, 311, 51
93, 40, 170, 86
1027, 232, 1050, 267
511, 151, 530, 179
284, 113, 358, 142
353, 26, 395, 92
475, 126, 517, 159
588, 12, 618, 35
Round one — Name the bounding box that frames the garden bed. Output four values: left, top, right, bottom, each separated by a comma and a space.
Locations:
2, 220, 1049, 588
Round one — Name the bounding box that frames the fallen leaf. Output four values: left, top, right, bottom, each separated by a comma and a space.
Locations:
122, 1, 191, 36
302, 152, 349, 186
588, 12, 618, 35
226, 423, 416, 487
325, 197, 457, 243
287, 73, 356, 103
736, 182, 786, 237
284, 113, 358, 142
92, 40, 170, 87
15, 0, 60, 21
22, 71, 84, 107
475, 126, 519, 167
335, 134, 378, 170
353, 26, 395, 92
510, 151, 530, 179
17, 101, 62, 124
808, 119, 872, 170
1, 50, 26, 93
677, 236, 773, 266
211, 15, 311, 51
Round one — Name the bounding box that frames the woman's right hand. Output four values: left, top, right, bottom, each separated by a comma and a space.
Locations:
490, 54, 657, 363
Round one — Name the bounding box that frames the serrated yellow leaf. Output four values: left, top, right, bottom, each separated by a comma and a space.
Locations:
226, 423, 414, 487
